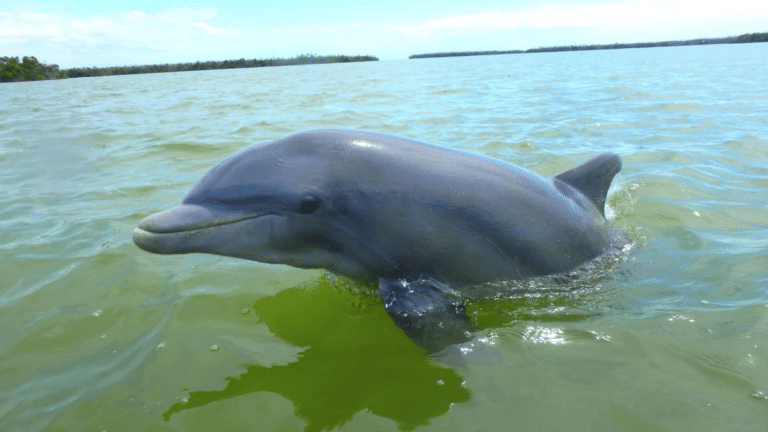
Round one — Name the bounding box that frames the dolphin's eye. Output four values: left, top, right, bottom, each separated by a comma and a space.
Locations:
299, 196, 321, 214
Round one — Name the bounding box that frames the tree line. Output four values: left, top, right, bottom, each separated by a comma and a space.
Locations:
0, 54, 378, 83
733, 33, 768, 43
0, 56, 66, 82
409, 32, 768, 59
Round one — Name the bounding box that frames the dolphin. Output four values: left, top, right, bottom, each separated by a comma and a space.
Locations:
133, 129, 622, 351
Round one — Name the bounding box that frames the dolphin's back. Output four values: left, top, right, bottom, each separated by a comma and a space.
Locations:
299, 130, 621, 284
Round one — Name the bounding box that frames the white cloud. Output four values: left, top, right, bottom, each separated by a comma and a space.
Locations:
0, 12, 64, 41
394, 0, 768, 37
1, 1, 767, 66
194, 22, 226, 35
0, 7, 230, 66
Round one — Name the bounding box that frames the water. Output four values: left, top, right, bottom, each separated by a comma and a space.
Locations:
1, 43, 767, 431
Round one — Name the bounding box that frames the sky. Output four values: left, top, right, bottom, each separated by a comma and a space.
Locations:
2, 0, 767, 68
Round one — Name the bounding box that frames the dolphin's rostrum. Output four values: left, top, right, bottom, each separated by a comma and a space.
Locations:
133, 129, 622, 351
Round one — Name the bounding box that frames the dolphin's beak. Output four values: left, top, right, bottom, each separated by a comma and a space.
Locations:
132, 204, 258, 254
137, 204, 251, 233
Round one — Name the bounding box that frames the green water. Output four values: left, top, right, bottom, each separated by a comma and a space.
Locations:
1, 44, 767, 431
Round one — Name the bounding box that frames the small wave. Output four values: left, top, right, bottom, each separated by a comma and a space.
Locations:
152, 142, 221, 155
0, 305, 175, 432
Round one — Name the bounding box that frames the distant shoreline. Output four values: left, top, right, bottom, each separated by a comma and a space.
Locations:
3, 31, 767, 83
0, 54, 378, 83
64, 54, 378, 79
408, 32, 768, 59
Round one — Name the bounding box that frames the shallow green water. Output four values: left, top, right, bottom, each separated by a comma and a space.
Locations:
1, 44, 767, 431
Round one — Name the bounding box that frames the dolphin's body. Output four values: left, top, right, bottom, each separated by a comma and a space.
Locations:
133, 129, 622, 351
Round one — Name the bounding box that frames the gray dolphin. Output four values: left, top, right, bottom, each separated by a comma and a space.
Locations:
133, 129, 622, 351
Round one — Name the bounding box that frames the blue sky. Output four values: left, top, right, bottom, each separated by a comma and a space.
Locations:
2, 0, 767, 68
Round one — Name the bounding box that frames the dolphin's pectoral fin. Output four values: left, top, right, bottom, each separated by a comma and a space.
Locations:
378, 278, 473, 352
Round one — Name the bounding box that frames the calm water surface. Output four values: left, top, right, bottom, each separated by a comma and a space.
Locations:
1, 44, 767, 431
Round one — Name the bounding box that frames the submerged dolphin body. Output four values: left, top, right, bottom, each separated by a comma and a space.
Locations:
133, 129, 622, 351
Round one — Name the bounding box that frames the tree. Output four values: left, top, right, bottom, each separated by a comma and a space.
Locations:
0, 56, 65, 82
0, 57, 22, 82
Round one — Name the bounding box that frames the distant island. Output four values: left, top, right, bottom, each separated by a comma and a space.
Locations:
0, 54, 378, 83
409, 32, 768, 59
4, 31, 767, 82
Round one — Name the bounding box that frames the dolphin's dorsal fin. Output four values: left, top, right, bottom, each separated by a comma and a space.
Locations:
554, 152, 622, 217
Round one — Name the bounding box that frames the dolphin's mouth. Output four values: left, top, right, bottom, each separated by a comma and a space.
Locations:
132, 204, 266, 254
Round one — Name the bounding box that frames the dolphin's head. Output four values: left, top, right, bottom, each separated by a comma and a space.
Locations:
132, 131, 381, 278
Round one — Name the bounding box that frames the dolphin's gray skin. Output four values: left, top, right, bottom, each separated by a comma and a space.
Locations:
133, 129, 622, 351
